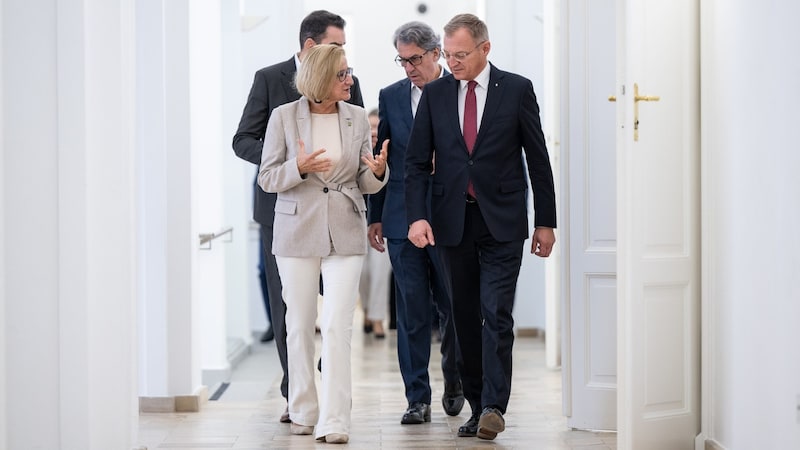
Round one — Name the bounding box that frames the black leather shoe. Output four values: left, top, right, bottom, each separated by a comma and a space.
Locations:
442, 381, 465, 416
400, 402, 431, 424
260, 326, 274, 343
457, 414, 480, 437
477, 407, 505, 440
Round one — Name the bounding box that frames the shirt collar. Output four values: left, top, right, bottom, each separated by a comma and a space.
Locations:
460, 63, 491, 90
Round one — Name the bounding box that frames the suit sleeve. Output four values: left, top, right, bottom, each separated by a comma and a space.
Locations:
232, 71, 269, 165
521, 80, 557, 228
404, 89, 435, 226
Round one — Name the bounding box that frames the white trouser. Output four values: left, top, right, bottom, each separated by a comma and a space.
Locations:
276, 254, 364, 438
358, 244, 392, 321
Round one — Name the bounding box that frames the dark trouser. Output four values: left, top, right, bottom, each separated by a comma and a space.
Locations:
388, 238, 460, 405
258, 233, 272, 323
438, 203, 523, 414
260, 224, 288, 399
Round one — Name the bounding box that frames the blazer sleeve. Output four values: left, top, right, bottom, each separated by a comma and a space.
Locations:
520, 80, 557, 228
257, 105, 305, 194
232, 70, 269, 165
404, 88, 435, 225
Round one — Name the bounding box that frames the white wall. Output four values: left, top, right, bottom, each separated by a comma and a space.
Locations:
0, 0, 6, 444
137, 0, 199, 398
701, 1, 800, 448
2, 0, 138, 448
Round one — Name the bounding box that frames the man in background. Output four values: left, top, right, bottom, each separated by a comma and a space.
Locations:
369, 21, 464, 426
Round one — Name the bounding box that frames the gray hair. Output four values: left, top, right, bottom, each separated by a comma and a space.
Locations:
393, 21, 441, 52
443, 14, 489, 43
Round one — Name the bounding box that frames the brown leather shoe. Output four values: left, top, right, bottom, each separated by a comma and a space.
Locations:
476, 407, 505, 440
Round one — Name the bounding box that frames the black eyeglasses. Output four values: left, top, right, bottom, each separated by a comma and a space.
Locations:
442, 42, 486, 62
394, 50, 431, 67
336, 67, 354, 82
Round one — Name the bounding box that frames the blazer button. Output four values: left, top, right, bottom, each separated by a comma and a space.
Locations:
323, 187, 329, 193
467, 160, 474, 166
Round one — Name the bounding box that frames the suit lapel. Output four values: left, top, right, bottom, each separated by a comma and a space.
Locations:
399, 79, 414, 130
474, 64, 504, 153
331, 103, 356, 181
442, 76, 464, 152
280, 58, 299, 102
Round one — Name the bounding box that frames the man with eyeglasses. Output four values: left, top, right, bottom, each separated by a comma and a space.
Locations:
368, 20, 465, 426
405, 14, 557, 440
232, 9, 364, 425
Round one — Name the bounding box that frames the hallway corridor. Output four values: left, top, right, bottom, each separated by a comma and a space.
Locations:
137, 311, 617, 449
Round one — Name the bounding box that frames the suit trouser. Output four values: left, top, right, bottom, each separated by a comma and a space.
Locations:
438, 202, 523, 415
388, 238, 460, 405
276, 253, 364, 439
358, 244, 392, 321
259, 225, 288, 399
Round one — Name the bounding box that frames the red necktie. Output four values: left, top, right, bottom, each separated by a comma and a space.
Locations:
464, 80, 478, 198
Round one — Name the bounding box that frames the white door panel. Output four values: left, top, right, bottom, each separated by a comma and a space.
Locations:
616, 0, 700, 447
564, 0, 618, 431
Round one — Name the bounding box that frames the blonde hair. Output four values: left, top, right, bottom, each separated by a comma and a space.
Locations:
295, 44, 346, 102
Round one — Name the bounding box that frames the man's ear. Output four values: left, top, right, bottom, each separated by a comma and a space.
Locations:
302, 38, 317, 51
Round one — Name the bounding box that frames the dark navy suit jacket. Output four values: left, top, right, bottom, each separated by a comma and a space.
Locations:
369, 71, 447, 238
404, 64, 556, 246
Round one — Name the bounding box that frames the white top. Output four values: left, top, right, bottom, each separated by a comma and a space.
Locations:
410, 64, 445, 117
311, 113, 342, 181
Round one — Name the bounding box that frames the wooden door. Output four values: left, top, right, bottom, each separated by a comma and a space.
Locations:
615, 0, 701, 447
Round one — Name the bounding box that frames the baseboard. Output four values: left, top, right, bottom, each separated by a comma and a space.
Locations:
696, 433, 726, 450
516, 327, 543, 338
139, 385, 208, 413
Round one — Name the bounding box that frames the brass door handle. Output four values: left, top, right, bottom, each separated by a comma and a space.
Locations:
633, 83, 659, 141
608, 84, 660, 141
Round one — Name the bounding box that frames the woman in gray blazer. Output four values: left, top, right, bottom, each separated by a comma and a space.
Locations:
258, 44, 388, 445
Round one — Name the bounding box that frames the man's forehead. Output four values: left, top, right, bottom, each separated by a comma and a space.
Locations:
321, 26, 345, 46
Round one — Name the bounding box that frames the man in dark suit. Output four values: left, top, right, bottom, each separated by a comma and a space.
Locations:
368, 21, 464, 426
405, 14, 557, 441
232, 9, 364, 424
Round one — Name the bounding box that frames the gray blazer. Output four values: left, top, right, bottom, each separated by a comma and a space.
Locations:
258, 98, 389, 257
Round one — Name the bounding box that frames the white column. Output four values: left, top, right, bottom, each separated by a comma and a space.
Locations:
0, 1, 6, 445
189, 0, 230, 387
2, 0, 138, 448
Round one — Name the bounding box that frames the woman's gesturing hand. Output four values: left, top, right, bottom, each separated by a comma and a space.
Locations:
363, 139, 389, 178
296, 139, 332, 175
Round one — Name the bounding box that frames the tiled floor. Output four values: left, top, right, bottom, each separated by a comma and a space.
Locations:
138, 310, 616, 449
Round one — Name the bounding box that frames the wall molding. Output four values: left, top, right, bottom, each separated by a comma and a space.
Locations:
139, 386, 208, 413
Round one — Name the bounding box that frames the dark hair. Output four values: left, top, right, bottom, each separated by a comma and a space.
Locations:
298, 10, 346, 49
393, 21, 441, 52
443, 13, 489, 43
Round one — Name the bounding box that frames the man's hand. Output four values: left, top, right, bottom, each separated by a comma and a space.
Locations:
408, 219, 435, 248
367, 223, 386, 252
531, 227, 555, 257
296, 138, 332, 175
